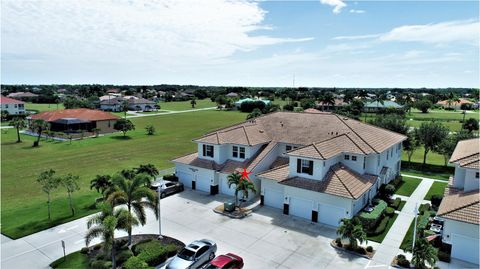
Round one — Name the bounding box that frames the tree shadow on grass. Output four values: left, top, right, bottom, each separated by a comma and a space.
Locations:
110, 136, 132, 140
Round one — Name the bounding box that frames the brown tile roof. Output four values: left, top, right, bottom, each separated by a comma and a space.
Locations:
247, 142, 276, 171
30, 108, 119, 122
288, 134, 369, 159
437, 99, 473, 106
449, 138, 480, 169
1, 95, 25, 104
437, 187, 479, 225
196, 112, 405, 154
270, 157, 289, 169
258, 164, 377, 199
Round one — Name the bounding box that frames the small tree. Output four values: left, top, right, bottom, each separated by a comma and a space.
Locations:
61, 173, 80, 216
246, 108, 262, 120
90, 175, 113, 201
9, 116, 27, 143
31, 119, 50, 147
415, 99, 432, 113
121, 100, 129, 119
236, 178, 257, 208
463, 118, 479, 133
434, 135, 457, 166
416, 122, 449, 165
36, 169, 60, 221
227, 173, 242, 206
404, 130, 420, 164
114, 119, 135, 137
145, 125, 155, 135
190, 98, 197, 108
412, 238, 438, 269
336, 217, 367, 250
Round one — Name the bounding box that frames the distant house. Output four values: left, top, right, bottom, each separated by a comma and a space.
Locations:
29, 108, 119, 134
364, 101, 403, 112
1, 95, 26, 115
234, 98, 271, 108
127, 98, 156, 111
317, 98, 347, 111
437, 98, 474, 110
437, 138, 479, 265
7, 92, 39, 101
106, 89, 121, 94
225, 92, 239, 98
99, 97, 125, 112
99, 97, 157, 112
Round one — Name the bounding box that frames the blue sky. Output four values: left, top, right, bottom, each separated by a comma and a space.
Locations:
1, 0, 478, 87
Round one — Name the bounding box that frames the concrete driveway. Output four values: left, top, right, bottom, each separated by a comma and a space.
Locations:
1, 189, 370, 269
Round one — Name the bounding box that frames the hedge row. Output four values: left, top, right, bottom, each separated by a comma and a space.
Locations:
132, 240, 178, 266
359, 200, 387, 230
367, 216, 390, 236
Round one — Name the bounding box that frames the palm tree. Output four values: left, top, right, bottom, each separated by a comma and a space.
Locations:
107, 173, 158, 245
236, 178, 257, 209
90, 175, 113, 200
373, 93, 385, 112
135, 164, 159, 179
31, 119, 49, 147
412, 238, 438, 269
227, 173, 242, 206
9, 116, 27, 143
336, 217, 366, 249
322, 92, 335, 111
86, 205, 137, 269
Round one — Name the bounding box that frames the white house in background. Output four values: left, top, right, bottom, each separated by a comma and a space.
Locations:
172, 111, 406, 227
1, 95, 26, 115
437, 138, 479, 265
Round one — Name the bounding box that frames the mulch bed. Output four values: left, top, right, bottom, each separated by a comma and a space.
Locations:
330, 240, 375, 259
213, 204, 252, 219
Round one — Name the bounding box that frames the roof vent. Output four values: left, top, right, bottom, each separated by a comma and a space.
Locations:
335, 132, 338, 135
343, 117, 348, 120
259, 130, 264, 133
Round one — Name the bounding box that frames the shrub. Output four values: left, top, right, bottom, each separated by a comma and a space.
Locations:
397, 257, 410, 268
366, 246, 373, 252
163, 174, 179, 182
355, 247, 367, 255
368, 216, 390, 236
385, 207, 395, 217
335, 238, 342, 247
390, 198, 401, 209
283, 104, 294, 111
133, 240, 176, 266
431, 195, 443, 207
372, 198, 380, 205
392, 176, 402, 187
145, 125, 156, 135
419, 203, 431, 212
417, 212, 430, 230
116, 249, 134, 265
438, 250, 451, 262
359, 200, 387, 230
93, 244, 102, 250
90, 260, 112, 269
80, 247, 89, 254
124, 256, 149, 269
385, 184, 395, 196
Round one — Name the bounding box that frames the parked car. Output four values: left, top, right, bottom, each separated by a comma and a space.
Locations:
166, 239, 217, 269
151, 179, 184, 198
202, 253, 244, 269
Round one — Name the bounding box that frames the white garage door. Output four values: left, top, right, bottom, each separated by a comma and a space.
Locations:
264, 189, 283, 209
289, 197, 312, 220
177, 171, 192, 188
195, 174, 211, 193
451, 233, 479, 264
318, 203, 345, 227
220, 176, 235, 196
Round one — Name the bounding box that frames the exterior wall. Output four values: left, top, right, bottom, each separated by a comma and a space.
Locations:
365, 143, 402, 182
464, 168, 479, 192
340, 153, 365, 174
453, 165, 466, 189
288, 156, 322, 180
196, 142, 266, 165
442, 218, 479, 245
174, 163, 217, 192
95, 120, 117, 133
100, 104, 121, 112
128, 103, 155, 111
1, 103, 25, 115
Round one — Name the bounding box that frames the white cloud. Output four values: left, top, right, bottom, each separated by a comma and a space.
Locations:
379, 20, 479, 44
320, 0, 346, 14
332, 34, 380, 40
349, 9, 365, 14
1, 0, 312, 66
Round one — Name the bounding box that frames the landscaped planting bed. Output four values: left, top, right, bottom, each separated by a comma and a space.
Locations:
359, 200, 387, 230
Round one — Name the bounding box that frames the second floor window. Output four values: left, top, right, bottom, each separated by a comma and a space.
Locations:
352, 156, 357, 161
202, 144, 214, 158
476, 172, 479, 179
344, 155, 350, 160
297, 159, 313, 175
232, 146, 246, 159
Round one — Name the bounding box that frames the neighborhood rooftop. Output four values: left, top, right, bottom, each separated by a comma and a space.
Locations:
30, 108, 119, 122
449, 138, 479, 169
437, 187, 479, 225
0, 95, 25, 104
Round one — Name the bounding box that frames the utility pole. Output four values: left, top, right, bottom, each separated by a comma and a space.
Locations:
412, 203, 418, 250
157, 176, 163, 239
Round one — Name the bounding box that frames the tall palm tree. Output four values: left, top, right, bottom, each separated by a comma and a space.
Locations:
373, 92, 385, 112
135, 164, 159, 179
336, 217, 366, 249
9, 116, 27, 143
90, 175, 113, 200
236, 178, 257, 209
107, 173, 158, 245
322, 92, 335, 111
411, 238, 438, 269
31, 119, 49, 147
227, 173, 242, 206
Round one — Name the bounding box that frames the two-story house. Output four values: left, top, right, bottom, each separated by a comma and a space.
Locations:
1, 95, 26, 115
437, 138, 479, 265
172, 111, 405, 226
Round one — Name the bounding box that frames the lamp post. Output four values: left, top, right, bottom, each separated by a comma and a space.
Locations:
412, 203, 418, 250
157, 177, 163, 239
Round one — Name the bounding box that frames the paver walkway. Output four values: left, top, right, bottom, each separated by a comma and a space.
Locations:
369, 177, 434, 268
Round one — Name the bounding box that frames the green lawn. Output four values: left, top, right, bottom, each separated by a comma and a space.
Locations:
400, 220, 415, 251
401, 149, 447, 167
395, 177, 421, 196
424, 182, 448, 201
401, 168, 451, 181
25, 102, 64, 112
367, 213, 399, 243
1, 110, 246, 239
50, 251, 89, 269
158, 99, 216, 111
398, 200, 406, 211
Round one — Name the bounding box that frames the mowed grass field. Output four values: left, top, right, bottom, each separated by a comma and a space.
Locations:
158, 99, 216, 111
25, 102, 64, 112
1, 110, 246, 238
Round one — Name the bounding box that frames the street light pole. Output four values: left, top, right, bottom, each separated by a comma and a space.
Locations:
157, 181, 163, 239
412, 203, 418, 251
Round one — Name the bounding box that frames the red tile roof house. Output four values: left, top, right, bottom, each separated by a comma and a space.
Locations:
1, 95, 26, 115
172, 111, 406, 227
29, 108, 119, 134
437, 138, 479, 265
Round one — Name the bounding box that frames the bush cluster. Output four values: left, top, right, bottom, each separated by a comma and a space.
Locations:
116, 249, 134, 264
431, 195, 443, 208
133, 240, 178, 266
239, 101, 266, 113
163, 174, 179, 182
396, 254, 410, 268
123, 256, 149, 269
359, 200, 387, 230
390, 197, 402, 210
367, 216, 390, 236
385, 207, 395, 217
90, 260, 112, 269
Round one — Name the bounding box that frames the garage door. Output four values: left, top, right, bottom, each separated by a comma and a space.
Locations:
220, 176, 235, 196
264, 189, 283, 209
177, 171, 193, 188
289, 197, 312, 220
318, 203, 345, 227
451, 233, 479, 264
195, 173, 211, 193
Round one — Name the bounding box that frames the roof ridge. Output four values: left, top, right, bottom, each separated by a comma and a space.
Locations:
450, 152, 479, 163
242, 126, 252, 146
330, 165, 355, 199
311, 144, 325, 159
334, 114, 378, 154
344, 133, 368, 155
256, 163, 289, 177
248, 141, 277, 171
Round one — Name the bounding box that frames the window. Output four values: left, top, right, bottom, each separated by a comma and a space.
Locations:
239, 147, 245, 159
377, 155, 380, 166
344, 155, 350, 160
386, 151, 389, 160
363, 158, 366, 169
195, 246, 209, 258
4, 104, 8, 108
286, 145, 292, 151
476, 172, 479, 179
352, 156, 357, 161
232, 146, 238, 158
203, 144, 214, 158
14, 104, 17, 108
297, 159, 313, 175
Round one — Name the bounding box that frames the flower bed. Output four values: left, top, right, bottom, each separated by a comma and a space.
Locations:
330, 239, 375, 259
213, 204, 251, 219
